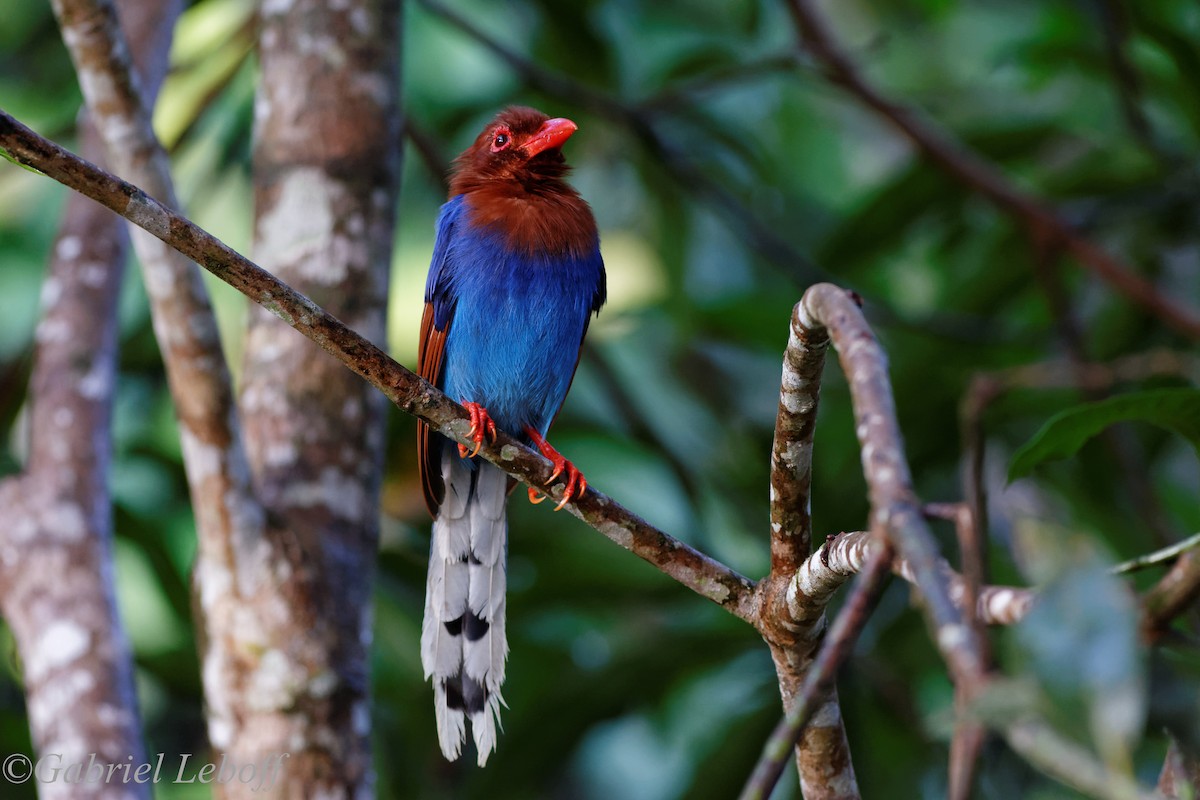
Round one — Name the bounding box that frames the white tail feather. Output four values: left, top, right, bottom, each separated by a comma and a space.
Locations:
433, 682, 466, 761
470, 692, 505, 766
421, 451, 510, 765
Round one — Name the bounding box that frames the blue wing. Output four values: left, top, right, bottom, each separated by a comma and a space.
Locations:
417, 194, 605, 514
417, 196, 468, 513
440, 207, 603, 439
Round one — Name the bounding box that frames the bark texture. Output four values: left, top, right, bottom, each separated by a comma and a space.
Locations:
207, 0, 401, 795
761, 305, 859, 799
0, 135, 142, 799
0, 1, 176, 795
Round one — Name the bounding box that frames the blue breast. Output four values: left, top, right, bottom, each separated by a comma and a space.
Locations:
431, 196, 603, 439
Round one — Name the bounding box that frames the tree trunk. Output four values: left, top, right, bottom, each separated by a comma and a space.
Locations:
205, 0, 401, 795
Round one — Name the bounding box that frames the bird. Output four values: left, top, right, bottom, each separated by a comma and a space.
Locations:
417, 106, 606, 766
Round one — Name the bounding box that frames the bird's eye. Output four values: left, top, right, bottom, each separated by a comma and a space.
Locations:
490, 130, 511, 153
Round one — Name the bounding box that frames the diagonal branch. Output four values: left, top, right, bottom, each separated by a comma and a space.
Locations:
784, 0, 1200, 341
0, 109, 760, 624
1143, 549, 1200, 635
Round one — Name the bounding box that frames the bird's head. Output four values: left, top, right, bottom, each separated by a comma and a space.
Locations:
449, 106, 579, 196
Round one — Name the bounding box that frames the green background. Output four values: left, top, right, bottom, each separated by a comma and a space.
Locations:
1, 0, 1198, 797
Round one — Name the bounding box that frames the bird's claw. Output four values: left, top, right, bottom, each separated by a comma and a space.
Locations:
458, 401, 497, 459
553, 464, 587, 511
524, 426, 587, 511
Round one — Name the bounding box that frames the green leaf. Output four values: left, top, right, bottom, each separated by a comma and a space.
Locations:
0, 146, 43, 175
1011, 536, 1147, 765
1008, 388, 1200, 482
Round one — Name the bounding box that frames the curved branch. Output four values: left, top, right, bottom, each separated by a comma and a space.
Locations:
796, 284, 988, 685
0, 110, 759, 624
778, 287, 1166, 799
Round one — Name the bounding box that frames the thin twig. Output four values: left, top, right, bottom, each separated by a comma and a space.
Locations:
1143, 549, 1200, 635
969, 352, 1200, 395
1005, 718, 1166, 800
961, 348, 1200, 563
1091, 0, 1161, 159
638, 54, 802, 112
926, 502, 989, 800
403, 115, 452, 190
784, 0, 1200, 341
948, 685, 986, 800
0, 109, 760, 623
1113, 533, 1200, 575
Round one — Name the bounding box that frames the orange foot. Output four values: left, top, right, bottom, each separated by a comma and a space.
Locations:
458, 401, 497, 458
524, 426, 587, 511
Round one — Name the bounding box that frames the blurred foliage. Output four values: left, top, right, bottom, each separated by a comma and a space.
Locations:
1008, 388, 1200, 480
2, 0, 1199, 798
